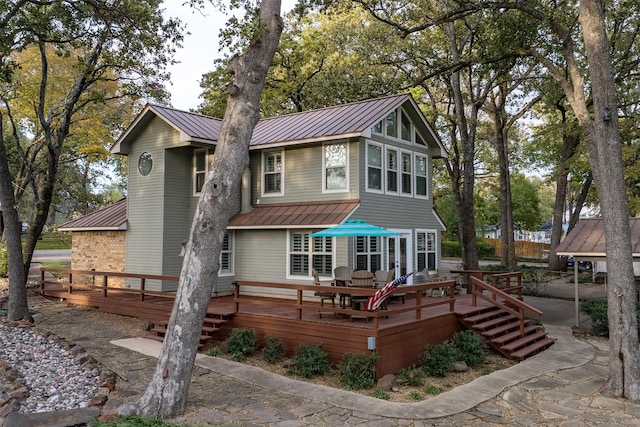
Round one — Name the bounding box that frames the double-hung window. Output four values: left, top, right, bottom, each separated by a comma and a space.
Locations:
401, 152, 412, 195
324, 143, 347, 191
415, 154, 428, 198
386, 149, 398, 193
289, 231, 333, 277
194, 149, 212, 194
263, 151, 283, 195
367, 143, 383, 191
416, 231, 437, 272
355, 236, 381, 272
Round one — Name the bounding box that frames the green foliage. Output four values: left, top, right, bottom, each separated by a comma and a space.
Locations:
262, 335, 285, 364
336, 352, 377, 390
396, 366, 426, 387
207, 348, 219, 357
408, 390, 423, 401
520, 266, 547, 284
227, 328, 258, 360
420, 342, 456, 377
370, 388, 390, 400
291, 342, 331, 378
442, 241, 461, 258
476, 239, 496, 259
0, 243, 7, 278
451, 330, 486, 368
423, 384, 445, 395
581, 299, 609, 336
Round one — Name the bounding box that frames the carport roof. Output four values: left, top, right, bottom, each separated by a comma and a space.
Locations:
58, 198, 127, 231
556, 218, 640, 259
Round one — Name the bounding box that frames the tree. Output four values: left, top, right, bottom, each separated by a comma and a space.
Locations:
119, 0, 284, 418
0, 0, 182, 322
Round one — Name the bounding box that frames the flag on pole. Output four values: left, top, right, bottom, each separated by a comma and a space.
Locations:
365, 272, 413, 311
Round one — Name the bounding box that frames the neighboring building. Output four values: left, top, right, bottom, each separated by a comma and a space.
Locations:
101, 93, 447, 293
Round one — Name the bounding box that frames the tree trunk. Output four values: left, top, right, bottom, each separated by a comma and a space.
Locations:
579, 0, 640, 401
120, 0, 283, 418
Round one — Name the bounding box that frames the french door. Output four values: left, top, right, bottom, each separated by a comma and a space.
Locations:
387, 230, 413, 284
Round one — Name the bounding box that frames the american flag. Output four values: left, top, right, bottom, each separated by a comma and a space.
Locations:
365, 272, 413, 311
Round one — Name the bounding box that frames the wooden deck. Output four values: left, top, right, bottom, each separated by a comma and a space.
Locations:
38, 268, 545, 378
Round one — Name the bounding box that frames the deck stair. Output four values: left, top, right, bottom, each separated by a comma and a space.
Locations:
148, 307, 235, 346
458, 306, 556, 360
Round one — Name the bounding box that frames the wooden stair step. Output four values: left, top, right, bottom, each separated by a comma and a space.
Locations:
472, 314, 517, 331
501, 330, 548, 352
151, 326, 214, 342
463, 308, 504, 324
480, 320, 527, 338
202, 317, 228, 326
510, 337, 556, 360
490, 325, 540, 345
201, 325, 220, 334
145, 335, 164, 343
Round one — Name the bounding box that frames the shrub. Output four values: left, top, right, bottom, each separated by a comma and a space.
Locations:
396, 366, 426, 387
370, 388, 389, 400
0, 243, 6, 277
581, 299, 609, 336
451, 330, 486, 368
420, 342, 456, 377
476, 239, 495, 259
337, 352, 377, 390
441, 241, 461, 258
423, 384, 445, 395
408, 391, 423, 401
292, 342, 331, 378
227, 328, 257, 361
262, 335, 285, 364
206, 348, 219, 357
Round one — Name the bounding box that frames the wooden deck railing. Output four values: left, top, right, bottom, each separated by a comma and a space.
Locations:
40, 267, 179, 303
233, 279, 458, 329
468, 276, 541, 335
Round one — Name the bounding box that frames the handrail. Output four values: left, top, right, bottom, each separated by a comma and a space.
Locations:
468, 276, 541, 335
234, 279, 458, 329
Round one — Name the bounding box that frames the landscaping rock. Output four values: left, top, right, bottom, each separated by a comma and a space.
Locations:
377, 373, 397, 391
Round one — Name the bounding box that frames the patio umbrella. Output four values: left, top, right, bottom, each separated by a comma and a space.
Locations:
310, 219, 399, 237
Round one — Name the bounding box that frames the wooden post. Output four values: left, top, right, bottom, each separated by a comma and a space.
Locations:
296, 289, 302, 320
103, 275, 108, 298
140, 278, 146, 302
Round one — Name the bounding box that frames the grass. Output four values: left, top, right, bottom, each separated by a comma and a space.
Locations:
30, 234, 71, 250
41, 261, 71, 270
90, 416, 201, 426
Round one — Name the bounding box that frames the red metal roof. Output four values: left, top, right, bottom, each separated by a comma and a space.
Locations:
58, 198, 127, 231
556, 218, 640, 256
227, 200, 360, 229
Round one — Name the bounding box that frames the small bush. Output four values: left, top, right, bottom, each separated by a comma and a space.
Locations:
396, 366, 426, 387
581, 299, 609, 336
262, 335, 285, 364
441, 241, 461, 258
408, 391, 423, 401
206, 348, 219, 357
337, 352, 377, 390
370, 388, 390, 400
423, 384, 445, 395
451, 330, 486, 368
420, 342, 456, 377
476, 239, 495, 259
0, 243, 6, 277
227, 328, 257, 360
292, 342, 331, 378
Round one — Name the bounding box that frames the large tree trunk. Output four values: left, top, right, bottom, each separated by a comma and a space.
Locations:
579, 0, 640, 401
120, 0, 283, 418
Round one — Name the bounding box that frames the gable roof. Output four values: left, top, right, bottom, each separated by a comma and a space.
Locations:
112, 94, 447, 157
555, 218, 640, 258
227, 200, 359, 229
58, 198, 127, 231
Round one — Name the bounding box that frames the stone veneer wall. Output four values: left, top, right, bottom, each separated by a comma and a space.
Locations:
70, 231, 126, 288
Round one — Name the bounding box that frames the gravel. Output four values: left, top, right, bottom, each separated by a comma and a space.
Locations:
0, 323, 102, 413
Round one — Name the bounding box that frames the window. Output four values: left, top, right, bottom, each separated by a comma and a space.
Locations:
138, 152, 153, 176
386, 149, 398, 193
401, 152, 412, 195
367, 143, 382, 191
385, 111, 397, 138
356, 236, 381, 271
324, 143, 347, 191
401, 110, 412, 141
289, 231, 333, 276
263, 151, 283, 195
417, 231, 437, 272
371, 120, 382, 134
194, 149, 211, 194
415, 155, 428, 197
220, 232, 233, 275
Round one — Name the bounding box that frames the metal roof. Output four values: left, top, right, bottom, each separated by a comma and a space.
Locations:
556, 218, 640, 258
227, 200, 359, 229
58, 198, 127, 231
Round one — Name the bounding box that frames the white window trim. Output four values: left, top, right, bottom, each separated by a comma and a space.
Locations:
261, 150, 284, 197
322, 143, 349, 194
365, 141, 384, 194
416, 229, 438, 274
399, 150, 414, 198
218, 232, 234, 277
193, 148, 211, 196
385, 146, 399, 195
285, 231, 336, 280
414, 153, 429, 200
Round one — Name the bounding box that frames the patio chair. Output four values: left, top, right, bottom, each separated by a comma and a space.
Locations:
333, 266, 353, 308
312, 269, 336, 318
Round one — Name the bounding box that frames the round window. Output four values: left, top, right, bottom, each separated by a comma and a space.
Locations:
138, 152, 153, 176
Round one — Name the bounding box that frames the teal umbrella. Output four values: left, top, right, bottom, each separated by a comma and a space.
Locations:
310, 219, 399, 237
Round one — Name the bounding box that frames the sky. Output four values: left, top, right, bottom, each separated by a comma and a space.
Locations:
162, 1, 296, 111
